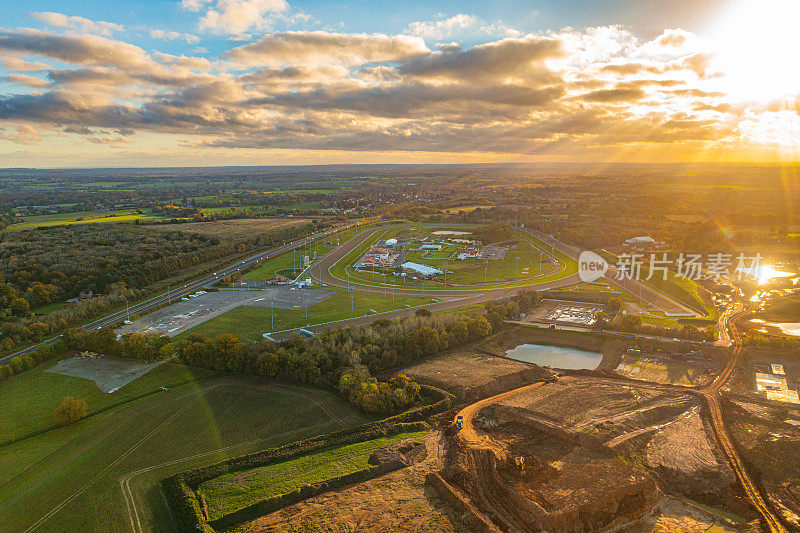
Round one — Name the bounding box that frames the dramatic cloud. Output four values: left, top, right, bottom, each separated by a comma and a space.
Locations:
0, 23, 796, 159
226, 31, 430, 66
1, 56, 51, 71
0, 28, 151, 69
0, 124, 41, 145
406, 13, 521, 40
406, 14, 479, 39
30, 12, 124, 37
4, 73, 50, 87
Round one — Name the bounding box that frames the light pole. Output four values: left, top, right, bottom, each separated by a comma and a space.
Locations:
270, 299, 274, 331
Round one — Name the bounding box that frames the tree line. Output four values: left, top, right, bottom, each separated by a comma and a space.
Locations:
53, 291, 539, 416
0, 221, 319, 356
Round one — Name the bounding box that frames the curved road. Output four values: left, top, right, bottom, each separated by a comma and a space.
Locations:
309, 225, 581, 300
698, 301, 787, 533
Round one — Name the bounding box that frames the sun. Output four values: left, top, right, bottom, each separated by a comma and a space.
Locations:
706, 0, 800, 102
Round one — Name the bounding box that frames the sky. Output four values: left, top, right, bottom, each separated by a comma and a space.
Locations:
0, 0, 798, 167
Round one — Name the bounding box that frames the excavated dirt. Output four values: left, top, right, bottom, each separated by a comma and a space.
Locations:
725, 398, 800, 529
626, 495, 741, 532
234, 431, 468, 533
402, 349, 554, 400
493, 379, 740, 508
435, 376, 750, 532
645, 407, 736, 503
444, 407, 659, 532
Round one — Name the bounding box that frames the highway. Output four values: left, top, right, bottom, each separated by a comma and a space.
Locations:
521, 228, 698, 318
0, 219, 371, 365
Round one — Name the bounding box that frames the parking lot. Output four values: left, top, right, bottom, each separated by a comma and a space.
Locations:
115, 287, 333, 337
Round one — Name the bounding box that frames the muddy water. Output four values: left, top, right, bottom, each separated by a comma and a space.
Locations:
504, 343, 603, 370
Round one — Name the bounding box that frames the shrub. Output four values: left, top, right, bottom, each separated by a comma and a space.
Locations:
54, 396, 88, 426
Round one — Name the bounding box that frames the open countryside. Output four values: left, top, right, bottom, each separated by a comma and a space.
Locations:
1, 0, 800, 532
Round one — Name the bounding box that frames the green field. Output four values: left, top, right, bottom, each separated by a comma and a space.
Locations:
198, 430, 424, 520
0, 361, 215, 444
31, 302, 66, 316
0, 366, 363, 532
241, 221, 387, 282
6, 208, 166, 231
242, 250, 309, 281
178, 287, 435, 340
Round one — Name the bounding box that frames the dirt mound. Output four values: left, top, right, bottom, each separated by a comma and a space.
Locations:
368, 438, 427, 466
401, 350, 553, 401
446, 435, 658, 532
445, 406, 659, 532
646, 407, 736, 502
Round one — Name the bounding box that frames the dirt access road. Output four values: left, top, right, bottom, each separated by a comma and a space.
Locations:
698, 300, 787, 533
451, 294, 789, 532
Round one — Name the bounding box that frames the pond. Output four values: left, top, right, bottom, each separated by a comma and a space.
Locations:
751, 318, 800, 337
505, 343, 603, 370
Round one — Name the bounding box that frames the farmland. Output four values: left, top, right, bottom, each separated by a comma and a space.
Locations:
198, 429, 424, 520
0, 360, 215, 444
0, 367, 363, 533
152, 218, 312, 241
5, 208, 167, 231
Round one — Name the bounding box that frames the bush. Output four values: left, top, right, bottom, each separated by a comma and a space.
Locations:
54, 396, 88, 426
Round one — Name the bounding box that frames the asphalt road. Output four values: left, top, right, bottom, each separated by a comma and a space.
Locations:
0, 219, 373, 365
521, 228, 697, 317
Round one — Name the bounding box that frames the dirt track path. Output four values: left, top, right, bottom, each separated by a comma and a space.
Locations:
698, 300, 788, 533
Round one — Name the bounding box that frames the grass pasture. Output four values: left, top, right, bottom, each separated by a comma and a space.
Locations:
198, 430, 424, 520
242, 250, 307, 281
0, 360, 216, 444
0, 369, 363, 533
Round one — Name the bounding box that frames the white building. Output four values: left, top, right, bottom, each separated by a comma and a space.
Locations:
401, 262, 443, 277
624, 236, 655, 248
